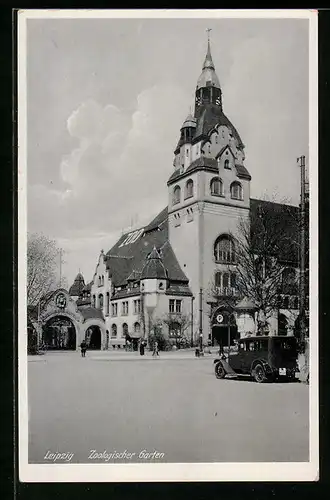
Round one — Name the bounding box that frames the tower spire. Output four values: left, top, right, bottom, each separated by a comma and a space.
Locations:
203, 28, 215, 70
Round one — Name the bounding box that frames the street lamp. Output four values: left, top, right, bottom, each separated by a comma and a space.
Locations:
191, 296, 195, 347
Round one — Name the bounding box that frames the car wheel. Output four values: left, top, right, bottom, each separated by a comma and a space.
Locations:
215, 362, 226, 379
252, 363, 267, 383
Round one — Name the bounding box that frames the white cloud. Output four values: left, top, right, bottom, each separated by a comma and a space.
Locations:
29, 83, 189, 284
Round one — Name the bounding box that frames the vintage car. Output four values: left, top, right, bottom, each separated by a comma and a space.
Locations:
214, 336, 298, 383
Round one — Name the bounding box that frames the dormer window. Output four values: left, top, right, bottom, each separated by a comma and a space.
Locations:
224, 159, 230, 169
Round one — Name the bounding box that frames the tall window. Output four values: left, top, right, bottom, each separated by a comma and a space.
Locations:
214, 272, 237, 293
122, 323, 128, 338
122, 301, 129, 315
99, 294, 103, 309
210, 177, 223, 196
134, 299, 141, 315
111, 324, 117, 338
224, 159, 230, 169
111, 303, 118, 316
105, 292, 110, 315
92, 294, 96, 308
214, 235, 235, 263
175, 300, 182, 313
134, 322, 141, 334
169, 299, 175, 313
173, 185, 181, 205
185, 179, 194, 199
230, 181, 243, 200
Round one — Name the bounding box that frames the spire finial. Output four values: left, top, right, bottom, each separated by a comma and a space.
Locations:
202, 29, 215, 70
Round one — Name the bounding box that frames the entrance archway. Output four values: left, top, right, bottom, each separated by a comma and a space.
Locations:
85, 325, 102, 350
42, 315, 76, 350
211, 309, 238, 349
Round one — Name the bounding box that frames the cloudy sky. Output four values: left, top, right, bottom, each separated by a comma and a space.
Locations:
26, 15, 309, 287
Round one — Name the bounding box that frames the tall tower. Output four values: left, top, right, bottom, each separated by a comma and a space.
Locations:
168, 33, 252, 343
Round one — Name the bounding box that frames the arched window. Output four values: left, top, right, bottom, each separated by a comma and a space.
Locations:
173, 185, 181, 205
122, 323, 128, 338
99, 294, 103, 309
278, 314, 288, 336
111, 324, 117, 338
134, 322, 140, 334
230, 181, 243, 200
185, 179, 194, 199
224, 159, 230, 169
214, 235, 235, 263
92, 294, 96, 308
210, 177, 223, 196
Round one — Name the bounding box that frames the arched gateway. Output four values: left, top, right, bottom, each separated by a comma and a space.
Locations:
34, 289, 106, 351
42, 315, 76, 350
211, 307, 238, 348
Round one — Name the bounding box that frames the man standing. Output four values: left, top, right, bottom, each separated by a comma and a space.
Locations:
80, 340, 87, 358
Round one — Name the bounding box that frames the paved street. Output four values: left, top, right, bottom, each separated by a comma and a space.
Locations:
28, 350, 309, 463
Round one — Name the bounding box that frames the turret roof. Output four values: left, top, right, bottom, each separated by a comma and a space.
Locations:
141, 246, 168, 280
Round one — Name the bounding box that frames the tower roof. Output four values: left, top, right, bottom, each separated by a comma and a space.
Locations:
69, 272, 85, 296
141, 246, 168, 280
196, 40, 220, 90
181, 113, 197, 129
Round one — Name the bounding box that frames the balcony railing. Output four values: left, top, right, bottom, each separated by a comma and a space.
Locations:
214, 287, 239, 297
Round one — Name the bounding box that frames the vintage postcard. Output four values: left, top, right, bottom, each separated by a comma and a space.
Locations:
18, 9, 318, 482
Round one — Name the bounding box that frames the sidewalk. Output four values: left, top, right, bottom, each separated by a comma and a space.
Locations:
89, 348, 217, 362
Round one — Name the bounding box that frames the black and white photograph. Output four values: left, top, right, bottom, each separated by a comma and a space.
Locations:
18, 9, 318, 482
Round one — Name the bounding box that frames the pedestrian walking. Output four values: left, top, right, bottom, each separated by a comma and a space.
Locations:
80, 340, 87, 358
139, 340, 145, 356
152, 340, 159, 357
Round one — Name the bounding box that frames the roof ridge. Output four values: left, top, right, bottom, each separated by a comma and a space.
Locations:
107, 254, 134, 259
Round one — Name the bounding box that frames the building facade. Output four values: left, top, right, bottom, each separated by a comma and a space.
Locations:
31, 39, 302, 352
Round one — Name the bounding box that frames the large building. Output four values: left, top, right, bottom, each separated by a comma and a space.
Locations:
30, 39, 302, 352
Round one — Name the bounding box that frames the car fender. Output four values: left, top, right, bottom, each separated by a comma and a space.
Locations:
251, 358, 273, 375
213, 359, 227, 372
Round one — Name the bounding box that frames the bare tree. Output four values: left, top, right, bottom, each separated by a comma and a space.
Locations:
27, 233, 62, 311
162, 312, 192, 346
208, 198, 300, 336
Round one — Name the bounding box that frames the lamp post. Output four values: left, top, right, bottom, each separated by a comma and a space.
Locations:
199, 288, 203, 352
191, 296, 195, 347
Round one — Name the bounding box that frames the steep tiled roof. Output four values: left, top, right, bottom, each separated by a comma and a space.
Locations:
194, 105, 244, 148
165, 284, 193, 297
69, 272, 85, 296
141, 247, 168, 280
168, 157, 218, 185
106, 212, 188, 286
76, 296, 91, 307
250, 199, 299, 263
235, 164, 251, 180
144, 207, 168, 233
80, 307, 104, 322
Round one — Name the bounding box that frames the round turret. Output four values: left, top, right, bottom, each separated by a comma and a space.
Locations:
181, 113, 197, 130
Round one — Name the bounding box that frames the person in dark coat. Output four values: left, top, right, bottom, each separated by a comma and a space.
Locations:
80, 340, 87, 357
139, 340, 145, 356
